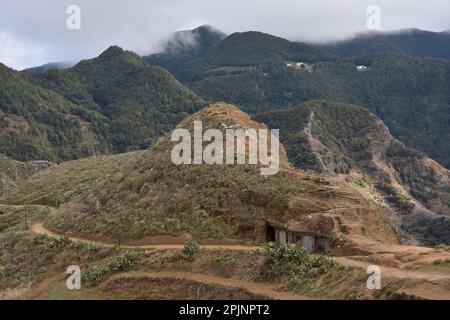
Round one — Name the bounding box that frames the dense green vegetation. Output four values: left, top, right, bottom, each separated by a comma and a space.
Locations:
83, 251, 138, 284
0, 46, 205, 162
261, 242, 336, 281
0, 63, 87, 161
182, 240, 200, 261
38, 46, 206, 154
146, 30, 336, 81
5, 27, 449, 170
148, 28, 450, 169
255, 100, 380, 172
260, 242, 369, 298
189, 54, 450, 168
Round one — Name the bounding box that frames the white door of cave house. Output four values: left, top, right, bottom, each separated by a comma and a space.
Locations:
303, 235, 313, 253
278, 230, 287, 244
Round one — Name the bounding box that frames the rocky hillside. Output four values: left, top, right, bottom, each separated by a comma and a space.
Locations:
146, 29, 335, 81
255, 100, 450, 245
5, 103, 398, 248
147, 27, 450, 169
0, 46, 205, 162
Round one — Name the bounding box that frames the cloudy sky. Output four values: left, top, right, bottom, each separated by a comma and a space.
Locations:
1, 0, 449, 70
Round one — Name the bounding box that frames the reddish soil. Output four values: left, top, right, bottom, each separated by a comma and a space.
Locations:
100, 271, 310, 300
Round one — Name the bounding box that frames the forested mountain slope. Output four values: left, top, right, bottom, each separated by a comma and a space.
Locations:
0, 46, 205, 162
317, 29, 450, 60
147, 28, 450, 168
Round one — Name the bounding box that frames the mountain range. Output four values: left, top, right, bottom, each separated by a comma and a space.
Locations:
0, 25, 449, 247
147, 27, 450, 169
0, 46, 205, 162
1, 26, 450, 299
317, 29, 450, 60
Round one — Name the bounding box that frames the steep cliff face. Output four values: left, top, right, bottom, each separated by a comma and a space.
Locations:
255, 100, 450, 245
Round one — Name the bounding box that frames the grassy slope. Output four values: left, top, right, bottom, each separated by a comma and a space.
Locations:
0, 154, 54, 197
4, 151, 141, 207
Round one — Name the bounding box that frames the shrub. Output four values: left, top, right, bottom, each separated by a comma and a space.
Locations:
432, 259, 450, 266
108, 251, 138, 272
83, 266, 106, 283
83, 251, 138, 283
435, 244, 450, 251
43, 235, 72, 253
87, 243, 103, 253
73, 240, 87, 250
183, 240, 200, 261
261, 242, 336, 281
32, 234, 49, 245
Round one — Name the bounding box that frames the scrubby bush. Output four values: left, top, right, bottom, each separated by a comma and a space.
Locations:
183, 240, 200, 261
32, 234, 49, 245
83, 266, 106, 283
108, 251, 138, 272
435, 244, 450, 251
73, 240, 87, 251
83, 251, 138, 283
432, 259, 450, 266
261, 242, 336, 281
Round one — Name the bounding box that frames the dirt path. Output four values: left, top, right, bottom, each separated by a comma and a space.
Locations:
30, 223, 450, 283
30, 223, 262, 251
7, 204, 449, 299
29, 274, 65, 299
348, 235, 450, 269
100, 271, 311, 300
333, 257, 449, 281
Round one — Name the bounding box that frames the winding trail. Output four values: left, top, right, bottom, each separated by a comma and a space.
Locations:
7, 202, 445, 299
30, 223, 262, 251
100, 271, 311, 300
30, 223, 450, 283
25, 217, 309, 300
